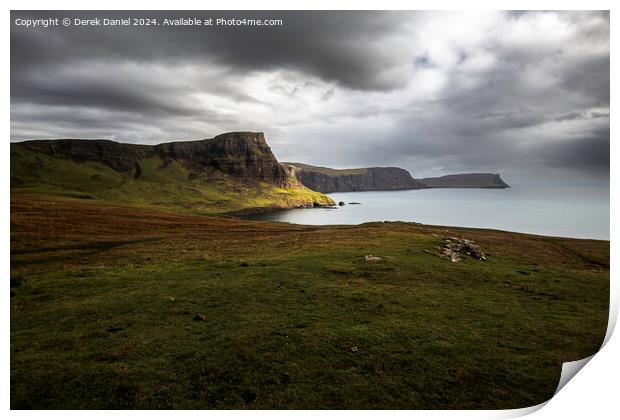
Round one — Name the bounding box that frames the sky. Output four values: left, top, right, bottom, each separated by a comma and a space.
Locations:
10, 10, 610, 183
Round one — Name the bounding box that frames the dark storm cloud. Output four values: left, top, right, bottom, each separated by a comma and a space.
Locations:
12, 68, 198, 116
10, 10, 610, 182
538, 128, 610, 172
11, 11, 413, 91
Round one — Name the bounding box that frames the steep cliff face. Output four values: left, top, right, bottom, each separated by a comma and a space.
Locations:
283, 162, 510, 192
284, 162, 426, 193
418, 173, 509, 188
155, 132, 289, 186
19, 132, 290, 187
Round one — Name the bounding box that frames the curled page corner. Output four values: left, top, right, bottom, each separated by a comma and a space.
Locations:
502, 314, 616, 417
551, 307, 615, 398
554, 355, 595, 396
498, 400, 548, 418
551, 290, 619, 396
497, 354, 598, 418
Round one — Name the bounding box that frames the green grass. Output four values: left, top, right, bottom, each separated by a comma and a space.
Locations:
10, 196, 609, 409
10, 145, 334, 214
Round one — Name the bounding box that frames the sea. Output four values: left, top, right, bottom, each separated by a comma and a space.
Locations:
246, 184, 610, 240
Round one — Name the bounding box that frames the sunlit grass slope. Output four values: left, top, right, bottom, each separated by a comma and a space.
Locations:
10, 144, 334, 214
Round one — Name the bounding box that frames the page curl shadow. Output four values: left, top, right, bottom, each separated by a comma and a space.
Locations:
499, 280, 617, 417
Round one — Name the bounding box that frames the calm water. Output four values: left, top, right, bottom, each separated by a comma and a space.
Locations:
247, 185, 609, 240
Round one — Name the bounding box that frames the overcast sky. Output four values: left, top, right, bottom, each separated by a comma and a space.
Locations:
10, 11, 609, 183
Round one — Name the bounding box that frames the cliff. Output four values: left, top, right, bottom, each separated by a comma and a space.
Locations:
11, 132, 334, 214
418, 173, 510, 188
19, 132, 290, 187
284, 162, 426, 193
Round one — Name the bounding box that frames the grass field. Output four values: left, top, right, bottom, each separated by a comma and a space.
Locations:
10, 194, 609, 409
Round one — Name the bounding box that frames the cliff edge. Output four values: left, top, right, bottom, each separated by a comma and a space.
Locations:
284, 162, 426, 193
18, 132, 291, 188
418, 173, 509, 188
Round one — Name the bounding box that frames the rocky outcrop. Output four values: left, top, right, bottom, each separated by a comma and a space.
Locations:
418, 173, 509, 188
284, 162, 426, 193
156, 132, 289, 186
18, 132, 291, 187
438, 237, 487, 263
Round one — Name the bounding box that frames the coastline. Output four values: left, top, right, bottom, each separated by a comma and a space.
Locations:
237, 187, 608, 241
226, 202, 337, 217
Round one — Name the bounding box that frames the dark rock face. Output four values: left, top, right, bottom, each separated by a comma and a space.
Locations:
156, 132, 289, 186
284, 163, 426, 193
18, 132, 291, 187
419, 173, 509, 188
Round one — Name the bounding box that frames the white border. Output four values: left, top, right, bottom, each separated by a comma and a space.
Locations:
3, 1, 617, 419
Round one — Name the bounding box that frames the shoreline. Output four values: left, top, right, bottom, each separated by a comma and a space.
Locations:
226, 202, 337, 217
225, 185, 512, 217
10, 192, 609, 242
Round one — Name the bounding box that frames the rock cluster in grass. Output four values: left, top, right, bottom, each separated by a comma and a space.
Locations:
439, 237, 486, 262
193, 314, 207, 321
